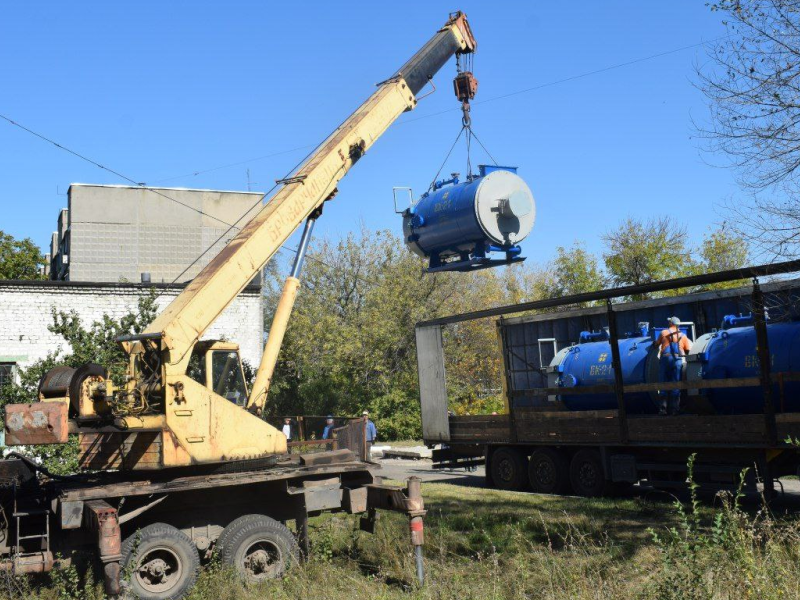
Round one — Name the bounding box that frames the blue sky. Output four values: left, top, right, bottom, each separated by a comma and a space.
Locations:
0, 1, 734, 268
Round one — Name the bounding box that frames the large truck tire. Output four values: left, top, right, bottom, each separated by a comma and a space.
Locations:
120, 522, 200, 600
569, 449, 608, 497
528, 448, 571, 495
489, 447, 528, 491
215, 514, 299, 583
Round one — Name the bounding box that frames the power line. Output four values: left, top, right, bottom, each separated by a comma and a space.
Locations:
1, 110, 378, 291
402, 34, 730, 125
0, 113, 238, 230
153, 143, 317, 184
2, 33, 730, 292
151, 34, 729, 183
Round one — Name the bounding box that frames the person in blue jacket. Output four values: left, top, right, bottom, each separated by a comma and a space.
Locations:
363, 410, 377, 456
322, 416, 336, 440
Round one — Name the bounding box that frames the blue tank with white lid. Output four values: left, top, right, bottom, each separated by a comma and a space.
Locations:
398, 165, 536, 272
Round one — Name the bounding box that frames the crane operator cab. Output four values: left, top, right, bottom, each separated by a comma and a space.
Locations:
186, 341, 249, 407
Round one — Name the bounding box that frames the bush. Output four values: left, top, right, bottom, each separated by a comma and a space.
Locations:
370, 390, 421, 441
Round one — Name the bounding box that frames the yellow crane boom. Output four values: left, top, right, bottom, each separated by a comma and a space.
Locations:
146, 12, 475, 371
5, 12, 476, 469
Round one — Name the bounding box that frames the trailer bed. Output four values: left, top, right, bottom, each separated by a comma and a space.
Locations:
449, 411, 800, 448
53, 452, 374, 502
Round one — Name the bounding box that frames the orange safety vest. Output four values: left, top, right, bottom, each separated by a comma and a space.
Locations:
657, 326, 692, 356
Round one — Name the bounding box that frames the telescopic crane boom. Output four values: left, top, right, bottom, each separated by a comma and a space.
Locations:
5, 12, 477, 470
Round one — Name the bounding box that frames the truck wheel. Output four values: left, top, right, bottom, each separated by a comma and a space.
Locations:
216, 514, 299, 583
121, 523, 200, 600
528, 448, 571, 495
569, 449, 607, 497
490, 447, 527, 491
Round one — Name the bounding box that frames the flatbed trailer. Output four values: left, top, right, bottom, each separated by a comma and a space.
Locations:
416, 260, 800, 497
0, 423, 426, 599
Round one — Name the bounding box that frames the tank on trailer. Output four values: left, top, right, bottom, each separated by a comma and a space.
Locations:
687, 316, 800, 413
546, 315, 800, 415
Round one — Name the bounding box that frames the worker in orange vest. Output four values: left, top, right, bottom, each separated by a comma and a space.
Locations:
656, 316, 692, 415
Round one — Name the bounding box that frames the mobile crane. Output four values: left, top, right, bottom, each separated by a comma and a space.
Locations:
0, 12, 476, 599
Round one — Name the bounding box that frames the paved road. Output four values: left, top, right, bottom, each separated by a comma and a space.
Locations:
373, 456, 800, 509
374, 457, 485, 485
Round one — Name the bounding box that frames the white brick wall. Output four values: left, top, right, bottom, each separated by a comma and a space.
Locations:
0, 282, 263, 372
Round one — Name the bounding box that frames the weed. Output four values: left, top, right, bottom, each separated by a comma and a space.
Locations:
5, 474, 800, 600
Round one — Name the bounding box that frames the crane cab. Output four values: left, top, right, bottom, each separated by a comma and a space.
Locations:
186, 341, 249, 407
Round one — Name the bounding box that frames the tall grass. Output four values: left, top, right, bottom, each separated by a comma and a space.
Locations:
3, 469, 800, 600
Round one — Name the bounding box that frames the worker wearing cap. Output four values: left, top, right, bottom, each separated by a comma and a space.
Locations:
656, 316, 692, 415
363, 410, 377, 457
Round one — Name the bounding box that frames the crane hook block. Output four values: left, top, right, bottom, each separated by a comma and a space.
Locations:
453, 72, 478, 103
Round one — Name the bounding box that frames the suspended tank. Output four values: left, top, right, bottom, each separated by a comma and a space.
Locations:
401, 165, 535, 272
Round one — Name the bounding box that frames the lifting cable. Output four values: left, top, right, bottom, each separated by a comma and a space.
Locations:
426, 51, 500, 192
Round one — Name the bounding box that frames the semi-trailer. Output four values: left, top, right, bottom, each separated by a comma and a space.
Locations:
417, 260, 800, 497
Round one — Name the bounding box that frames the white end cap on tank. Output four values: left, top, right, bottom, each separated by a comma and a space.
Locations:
474, 170, 536, 245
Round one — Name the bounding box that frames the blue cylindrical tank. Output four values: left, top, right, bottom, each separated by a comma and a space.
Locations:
547, 335, 659, 413
687, 322, 800, 413
403, 166, 535, 268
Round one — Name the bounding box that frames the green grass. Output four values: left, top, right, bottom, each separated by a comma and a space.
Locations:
5, 478, 800, 600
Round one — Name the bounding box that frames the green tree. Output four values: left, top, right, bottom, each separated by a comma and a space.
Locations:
602, 216, 694, 300
46, 293, 158, 384
698, 226, 749, 274
0, 230, 45, 280
692, 226, 750, 290
265, 229, 512, 438
540, 242, 605, 301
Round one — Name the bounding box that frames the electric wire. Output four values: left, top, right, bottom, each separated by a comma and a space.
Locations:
0, 114, 238, 230
2, 33, 729, 288
0, 107, 378, 291
146, 34, 729, 184
402, 34, 731, 125
153, 143, 317, 184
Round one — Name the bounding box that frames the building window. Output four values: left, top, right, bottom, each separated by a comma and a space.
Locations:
0, 363, 16, 388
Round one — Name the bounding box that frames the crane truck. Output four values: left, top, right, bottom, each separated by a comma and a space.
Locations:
0, 12, 477, 599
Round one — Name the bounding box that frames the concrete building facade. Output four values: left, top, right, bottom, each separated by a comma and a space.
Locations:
47, 184, 263, 283
0, 280, 263, 381
1, 183, 267, 387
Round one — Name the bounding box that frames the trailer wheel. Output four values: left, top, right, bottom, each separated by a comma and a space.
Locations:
528, 448, 571, 495
121, 523, 199, 600
490, 447, 527, 491
569, 449, 607, 497
216, 514, 299, 583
